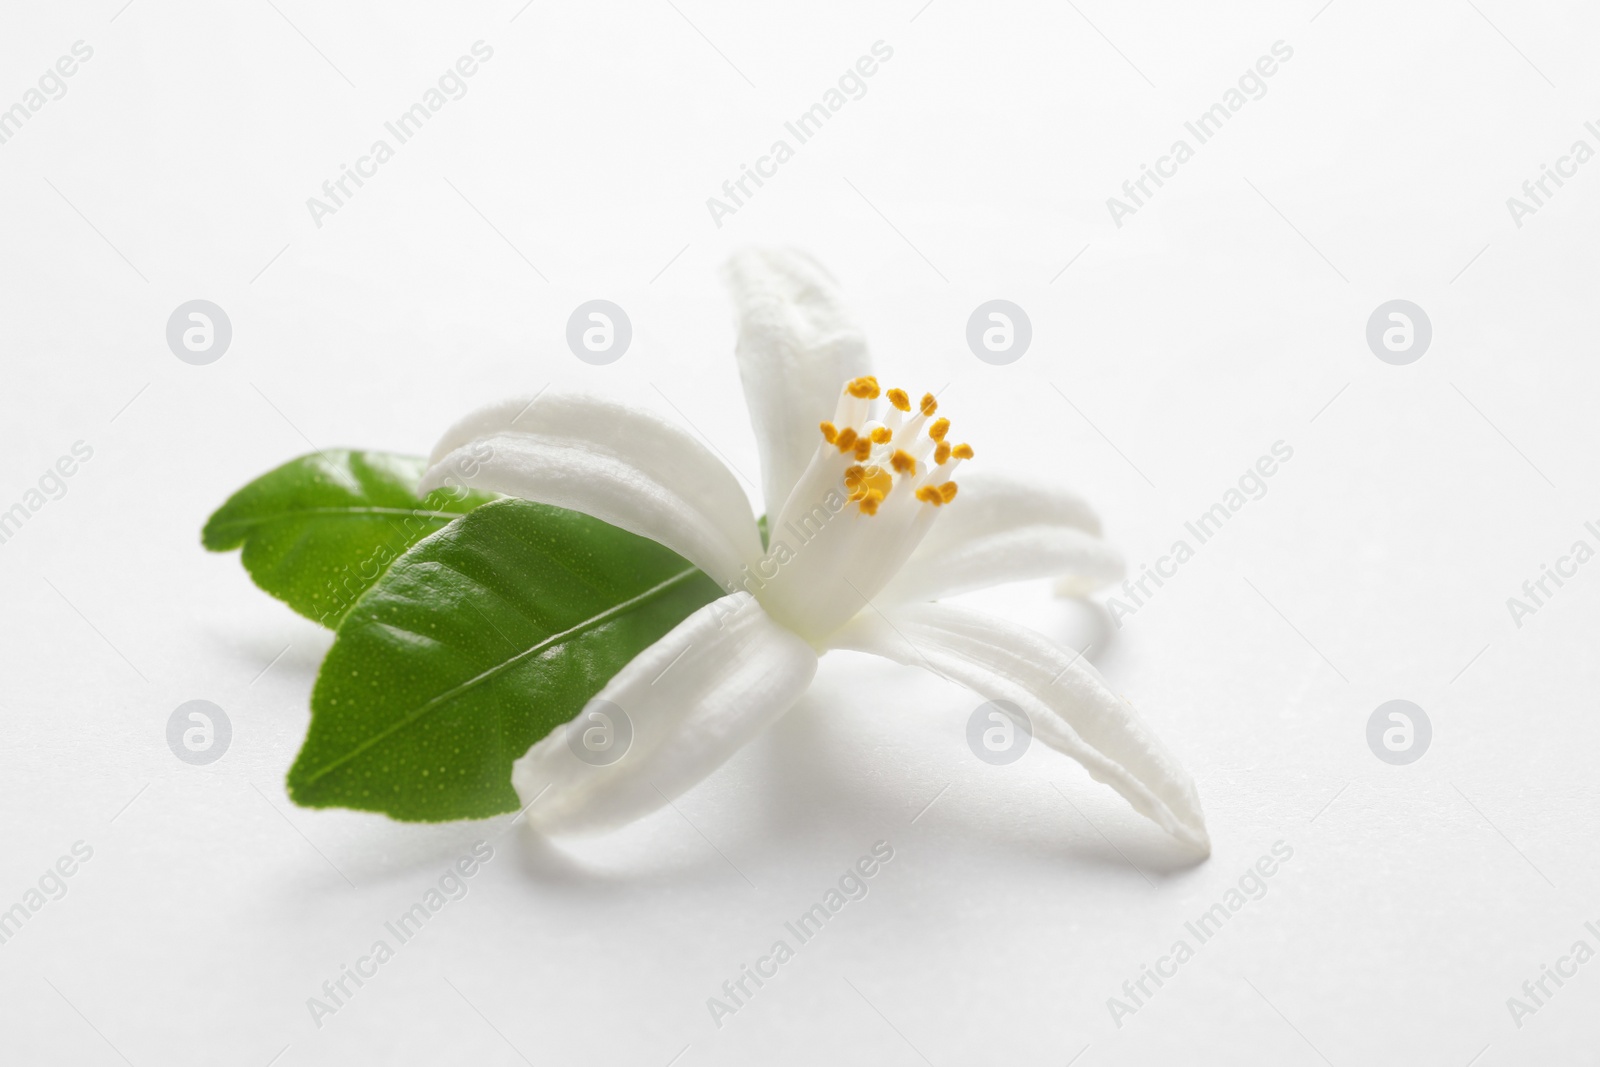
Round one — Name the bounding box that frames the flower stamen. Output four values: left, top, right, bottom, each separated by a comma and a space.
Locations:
844, 463, 892, 510
821, 382, 972, 514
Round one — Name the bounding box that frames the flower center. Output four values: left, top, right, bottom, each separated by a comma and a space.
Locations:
735, 376, 976, 644
817, 378, 973, 515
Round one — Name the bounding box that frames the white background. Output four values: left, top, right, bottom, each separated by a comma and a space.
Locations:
2, 0, 1597, 1063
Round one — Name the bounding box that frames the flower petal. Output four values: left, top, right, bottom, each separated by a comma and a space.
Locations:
831, 601, 1208, 852
512, 593, 818, 835
879, 471, 1125, 604
722, 247, 872, 517
420, 392, 763, 588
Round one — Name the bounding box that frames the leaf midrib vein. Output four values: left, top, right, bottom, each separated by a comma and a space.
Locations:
216, 506, 469, 534
296, 565, 705, 787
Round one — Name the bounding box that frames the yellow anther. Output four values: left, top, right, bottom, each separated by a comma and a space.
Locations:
858, 493, 882, 515
928, 418, 950, 442
851, 463, 889, 489
886, 388, 911, 412
934, 441, 951, 465
819, 421, 838, 444
835, 427, 858, 452
915, 485, 944, 506
846, 376, 881, 399
870, 426, 892, 444
939, 481, 958, 503
845, 464, 892, 504
951, 442, 974, 460
853, 437, 872, 460
890, 449, 917, 475
920, 393, 938, 416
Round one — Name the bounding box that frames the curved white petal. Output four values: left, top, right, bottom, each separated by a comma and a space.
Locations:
880, 471, 1125, 604
420, 392, 764, 588
830, 602, 1208, 852
722, 247, 872, 516
512, 593, 818, 835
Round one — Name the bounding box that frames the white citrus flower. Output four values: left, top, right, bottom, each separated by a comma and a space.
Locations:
420, 248, 1208, 852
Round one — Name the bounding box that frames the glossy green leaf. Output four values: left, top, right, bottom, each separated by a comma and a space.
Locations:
286, 498, 725, 821
202, 450, 494, 627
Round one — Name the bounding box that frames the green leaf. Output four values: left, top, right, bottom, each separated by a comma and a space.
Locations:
202, 450, 494, 628
286, 498, 725, 821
